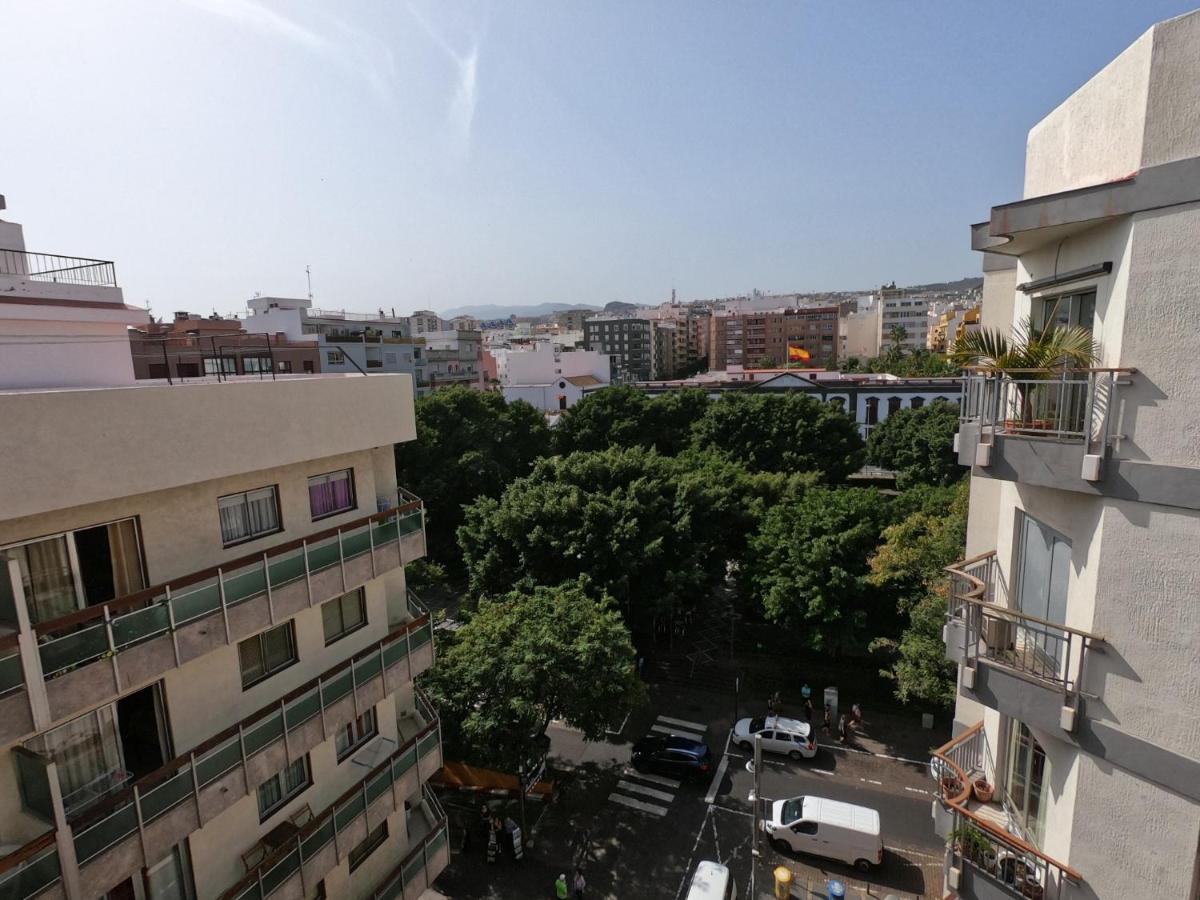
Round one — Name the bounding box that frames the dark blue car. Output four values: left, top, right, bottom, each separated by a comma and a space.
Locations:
630, 734, 713, 780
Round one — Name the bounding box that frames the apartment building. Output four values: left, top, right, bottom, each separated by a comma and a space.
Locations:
583, 317, 653, 382
707, 307, 839, 371
242, 298, 426, 392
421, 330, 484, 391
877, 284, 933, 351
129, 313, 320, 380
839, 302, 881, 360
0, 207, 447, 900
939, 12, 1200, 900
495, 341, 611, 411
926, 303, 981, 353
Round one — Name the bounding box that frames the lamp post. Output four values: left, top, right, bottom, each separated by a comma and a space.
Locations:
749, 734, 763, 897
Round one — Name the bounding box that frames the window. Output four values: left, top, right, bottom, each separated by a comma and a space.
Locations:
203, 357, 237, 375
348, 821, 388, 872
910, 396, 925, 409
243, 357, 272, 374
277, 360, 293, 373
1031, 290, 1096, 334
218, 486, 281, 546
1015, 512, 1071, 667
257, 755, 311, 821
335, 708, 378, 762
308, 469, 355, 520
322, 588, 366, 644
239, 623, 297, 688
793, 821, 818, 835
1004, 722, 1049, 845
302, 360, 315, 373
326, 350, 344, 365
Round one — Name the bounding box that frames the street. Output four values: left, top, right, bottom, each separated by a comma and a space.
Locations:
433, 680, 948, 899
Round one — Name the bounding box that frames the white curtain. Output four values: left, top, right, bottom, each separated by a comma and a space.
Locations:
26, 706, 125, 811
15, 536, 78, 623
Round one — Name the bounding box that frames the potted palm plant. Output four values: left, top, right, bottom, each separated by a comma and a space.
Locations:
952, 316, 1098, 433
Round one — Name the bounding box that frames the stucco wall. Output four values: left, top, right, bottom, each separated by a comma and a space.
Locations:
1140, 9, 1200, 169
0, 374, 414, 522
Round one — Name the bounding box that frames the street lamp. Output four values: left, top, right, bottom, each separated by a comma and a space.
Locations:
748, 734, 762, 897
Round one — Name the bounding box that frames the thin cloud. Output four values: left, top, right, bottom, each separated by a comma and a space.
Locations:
407, 3, 482, 154
182, 0, 325, 51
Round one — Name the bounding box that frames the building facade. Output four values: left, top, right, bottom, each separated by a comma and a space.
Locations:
708, 307, 839, 371
129, 313, 320, 380
839, 303, 881, 360
0, 208, 447, 900
877, 285, 933, 352
421, 330, 485, 391
583, 317, 653, 382
939, 12, 1200, 900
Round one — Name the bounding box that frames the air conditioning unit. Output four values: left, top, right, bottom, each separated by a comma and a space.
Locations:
948, 866, 962, 889
1061, 705, 1077, 733
983, 617, 1015, 652
975, 443, 992, 467
1081, 453, 1103, 481
961, 666, 976, 689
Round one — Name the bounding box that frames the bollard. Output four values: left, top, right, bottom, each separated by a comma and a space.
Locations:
826, 879, 846, 899
773, 866, 793, 899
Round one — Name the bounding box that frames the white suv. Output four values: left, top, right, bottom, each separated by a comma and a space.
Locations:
732, 716, 817, 760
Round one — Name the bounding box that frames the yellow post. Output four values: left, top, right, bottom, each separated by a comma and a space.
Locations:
773, 865, 793, 899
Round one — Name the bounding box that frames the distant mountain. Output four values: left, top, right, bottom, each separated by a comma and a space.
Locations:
604, 301, 640, 314
901, 276, 983, 294
441, 302, 600, 319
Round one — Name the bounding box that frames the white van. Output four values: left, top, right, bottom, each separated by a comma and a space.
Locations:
685, 860, 736, 900
762, 795, 884, 872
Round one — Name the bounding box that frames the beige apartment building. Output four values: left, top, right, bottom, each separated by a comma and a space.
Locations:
707, 307, 839, 371
0, 205, 447, 900
939, 10, 1200, 900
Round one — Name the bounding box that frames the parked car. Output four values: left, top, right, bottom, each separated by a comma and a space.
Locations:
630, 734, 713, 780
684, 860, 736, 900
762, 795, 884, 871
732, 716, 817, 759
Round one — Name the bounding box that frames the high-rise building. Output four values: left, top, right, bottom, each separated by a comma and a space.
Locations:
876, 284, 933, 352
938, 11, 1200, 900
583, 317, 653, 381
0, 202, 447, 900
707, 307, 839, 371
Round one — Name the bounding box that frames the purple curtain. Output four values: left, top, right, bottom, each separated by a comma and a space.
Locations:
310, 472, 353, 517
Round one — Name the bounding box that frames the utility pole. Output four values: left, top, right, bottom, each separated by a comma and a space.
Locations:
749, 733, 762, 897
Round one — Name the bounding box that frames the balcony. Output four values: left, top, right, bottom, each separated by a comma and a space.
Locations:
364, 790, 449, 900
0, 492, 427, 746
0, 610, 436, 900
222, 694, 444, 900
0, 248, 117, 287
944, 552, 1104, 733
934, 723, 1081, 899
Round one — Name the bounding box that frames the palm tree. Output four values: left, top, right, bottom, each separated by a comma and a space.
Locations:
952, 316, 1098, 427
887, 325, 908, 353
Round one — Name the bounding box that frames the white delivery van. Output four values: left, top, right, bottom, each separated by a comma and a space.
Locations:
762, 795, 884, 871
685, 860, 736, 900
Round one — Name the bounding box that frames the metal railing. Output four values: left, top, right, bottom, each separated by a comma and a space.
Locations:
223, 703, 442, 900
934, 724, 1081, 899
961, 368, 1134, 450
0, 636, 24, 697
0, 248, 117, 287
32, 493, 425, 680
369, 789, 449, 900
945, 552, 1104, 697
0, 834, 60, 900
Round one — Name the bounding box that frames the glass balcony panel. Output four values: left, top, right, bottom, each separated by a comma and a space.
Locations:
74, 802, 138, 864
300, 817, 335, 860
334, 793, 365, 832
402, 855, 424, 886
260, 848, 300, 895
0, 845, 61, 899
417, 732, 439, 762
305, 537, 340, 574
396, 511, 423, 537
110, 603, 171, 650
140, 767, 193, 822
353, 652, 382, 684
222, 561, 268, 606
365, 768, 392, 804
320, 668, 353, 706
410, 623, 432, 650
169, 578, 221, 626
381, 636, 409, 668
283, 687, 320, 729
267, 548, 306, 589
371, 517, 398, 546
341, 525, 371, 560
39, 624, 109, 677
391, 747, 417, 780
196, 736, 242, 786
0, 648, 23, 695
243, 711, 285, 756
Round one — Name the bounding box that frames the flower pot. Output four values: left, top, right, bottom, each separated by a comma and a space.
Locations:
941, 776, 964, 799
981, 849, 998, 873
1022, 877, 1044, 900
972, 777, 995, 804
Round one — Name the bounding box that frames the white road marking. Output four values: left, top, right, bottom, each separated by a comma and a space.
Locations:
608, 793, 669, 817
859, 778, 883, 785
616, 779, 675, 803
622, 767, 681, 789
709, 803, 753, 818
817, 742, 929, 766
657, 714, 707, 732
904, 786, 931, 796
674, 805, 713, 900
651, 724, 706, 742
704, 754, 729, 804
810, 768, 836, 775
886, 844, 945, 862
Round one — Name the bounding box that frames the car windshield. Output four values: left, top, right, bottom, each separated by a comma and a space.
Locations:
781, 798, 805, 824
748, 718, 765, 732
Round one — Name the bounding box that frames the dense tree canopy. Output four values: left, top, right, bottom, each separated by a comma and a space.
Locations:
841, 350, 960, 378
554, 386, 709, 455
866, 400, 963, 489
741, 486, 892, 651
691, 393, 864, 480
422, 581, 643, 770
394, 387, 551, 566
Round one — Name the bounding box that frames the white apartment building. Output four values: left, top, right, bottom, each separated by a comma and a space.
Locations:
421, 330, 484, 391
939, 11, 1200, 900
876, 286, 933, 351
495, 342, 611, 411
839, 303, 881, 360
0, 204, 447, 900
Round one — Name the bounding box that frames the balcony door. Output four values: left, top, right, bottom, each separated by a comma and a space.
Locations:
1015, 512, 1071, 674
1004, 721, 1050, 847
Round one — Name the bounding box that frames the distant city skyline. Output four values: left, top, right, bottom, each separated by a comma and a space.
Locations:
4, 0, 1197, 315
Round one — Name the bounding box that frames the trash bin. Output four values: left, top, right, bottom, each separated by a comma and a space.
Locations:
773, 866, 793, 899
826, 879, 846, 899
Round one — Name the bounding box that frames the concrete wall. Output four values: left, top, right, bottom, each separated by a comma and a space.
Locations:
0, 374, 414, 522
1137, 9, 1200, 169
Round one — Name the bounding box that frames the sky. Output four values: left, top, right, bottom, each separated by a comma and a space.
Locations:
3, 1, 1197, 316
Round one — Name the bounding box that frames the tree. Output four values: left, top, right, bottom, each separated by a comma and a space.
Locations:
394, 387, 551, 566
742, 486, 892, 651
691, 393, 864, 480
553, 386, 710, 455
866, 400, 963, 489
457, 447, 714, 627
888, 324, 908, 352
838, 350, 959, 377
422, 581, 643, 771
645, 389, 710, 455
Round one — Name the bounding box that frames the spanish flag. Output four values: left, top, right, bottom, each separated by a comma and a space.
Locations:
787, 345, 811, 363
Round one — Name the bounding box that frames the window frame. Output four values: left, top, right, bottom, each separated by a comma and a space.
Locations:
257, 755, 312, 823
321, 587, 367, 646
239, 622, 298, 690
307, 468, 357, 521
335, 707, 379, 763
348, 821, 388, 872
217, 485, 282, 548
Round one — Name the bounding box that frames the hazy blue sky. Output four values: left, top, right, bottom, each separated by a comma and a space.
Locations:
3, 1, 1196, 315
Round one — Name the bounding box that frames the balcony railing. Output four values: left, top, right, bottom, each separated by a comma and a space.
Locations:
0, 248, 118, 287
222, 703, 443, 900
0, 635, 23, 699
0, 834, 60, 900
960, 368, 1134, 450
934, 723, 1081, 898
30, 493, 424, 688
945, 551, 1104, 698
367, 789, 449, 900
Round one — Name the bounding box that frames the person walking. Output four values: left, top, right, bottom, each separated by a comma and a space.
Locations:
838, 713, 848, 744
555, 873, 570, 899
823, 703, 832, 735
574, 867, 587, 899
851, 702, 863, 726
803, 697, 814, 723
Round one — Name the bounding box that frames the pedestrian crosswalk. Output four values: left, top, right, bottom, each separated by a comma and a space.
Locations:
606, 714, 709, 817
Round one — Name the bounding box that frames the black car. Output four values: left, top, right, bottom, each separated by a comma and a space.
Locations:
630, 734, 713, 780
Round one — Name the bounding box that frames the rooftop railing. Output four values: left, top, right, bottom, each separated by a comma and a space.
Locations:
945, 552, 1104, 699
960, 368, 1134, 451
934, 723, 1082, 898
0, 248, 118, 287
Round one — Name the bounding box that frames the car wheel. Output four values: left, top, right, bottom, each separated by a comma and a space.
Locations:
739, 741, 753, 752
771, 838, 791, 855
788, 750, 802, 761
854, 858, 872, 873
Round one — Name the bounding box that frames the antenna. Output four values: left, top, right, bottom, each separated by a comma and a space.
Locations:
306, 265, 313, 301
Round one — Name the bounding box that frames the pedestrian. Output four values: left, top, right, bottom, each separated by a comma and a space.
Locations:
823, 703, 832, 734
803, 697, 814, 723
574, 867, 587, 899
851, 702, 863, 726
838, 713, 848, 744
486, 827, 498, 864
555, 873, 570, 899
637, 655, 645, 680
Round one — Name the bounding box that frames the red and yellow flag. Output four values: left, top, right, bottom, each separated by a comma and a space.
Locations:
787, 345, 811, 362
